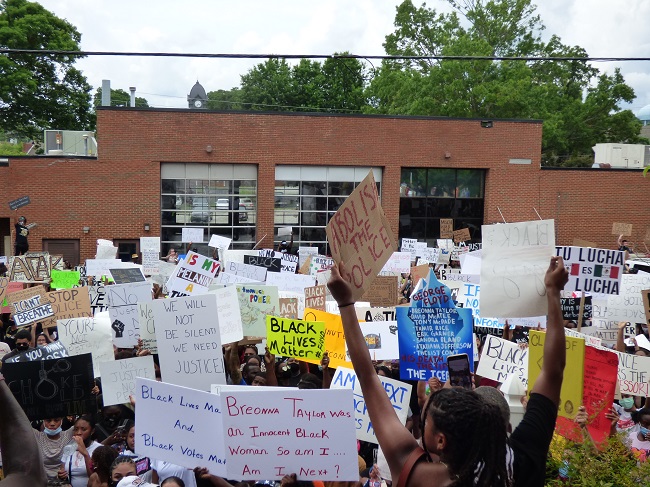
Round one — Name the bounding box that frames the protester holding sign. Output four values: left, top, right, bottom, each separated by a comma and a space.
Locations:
14, 216, 29, 256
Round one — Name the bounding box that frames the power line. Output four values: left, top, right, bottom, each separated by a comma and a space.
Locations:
2, 48, 650, 62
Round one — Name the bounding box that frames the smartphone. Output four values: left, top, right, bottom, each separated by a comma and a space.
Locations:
447, 353, 472, 389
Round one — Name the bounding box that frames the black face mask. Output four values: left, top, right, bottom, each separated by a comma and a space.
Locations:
278, 365, 292, 379
289, 363, 300, 374
16, 343, 29, 351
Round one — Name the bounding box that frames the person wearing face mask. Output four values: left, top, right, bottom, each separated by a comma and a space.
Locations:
614, 395, 639, 433
1, 328, 33, 363
33, 416, 75, 483
276, 358, 303, 387
627, 407, 650, 462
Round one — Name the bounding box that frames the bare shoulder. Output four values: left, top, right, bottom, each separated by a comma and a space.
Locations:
404, 460, 454, 487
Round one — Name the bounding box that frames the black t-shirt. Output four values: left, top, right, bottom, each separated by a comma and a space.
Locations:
509, 393, 557, 487
15, 223, 29, 245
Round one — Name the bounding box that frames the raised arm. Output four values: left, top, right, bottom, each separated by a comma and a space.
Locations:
0, 375, 47, 486
328, 264, 419, 480
616, 321, 627, 353
531, 256, 569, 405
225, 343, 242, 385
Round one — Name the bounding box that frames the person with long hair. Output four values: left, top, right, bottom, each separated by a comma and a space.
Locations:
327, 257, 569, 487
58, 414, 102, 487
88, 446, 119, 487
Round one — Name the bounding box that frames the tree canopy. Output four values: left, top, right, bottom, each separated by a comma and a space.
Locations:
93, 88, 150, 108
365, 0, 645, 165
0, 0, 93, 139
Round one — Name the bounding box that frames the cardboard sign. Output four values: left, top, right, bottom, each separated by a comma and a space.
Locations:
331, 367, 411, 444
279, 297, 299, 319
266, 316, 325, 360
356, 321, 399, 361
152, 294, 226, 390
361, 275, 399, 307
555, 246, 624, 295
440, 219, 453, 239
99, 356, 155, 406
302, 309, 352, 369
140, 237, 160, 252
528, 330, 585, 419
109, 267, 146, 284
305, 285, 327, 311
453, 228, 471, 243
135, 378, 227, 475
182, 227, 204, 243
561, 297, 593, 321
325, 171, 397, 301
643, 290, 650, 325
3, 354, 95, 420
208, 234, 232, 249
476, 335, 528, 387
7, 286, 54, 327
50, 269, 81, 289
57, 312, 115, 377
612, 222, 632, 236
236, 284, 279, 337
213, 285, 244, 344
8, 252, 52, 282
43, 288, 93, 328
166, 251, 221, 296
138, 303, 158, 354
222, 388, 358, 481
107, 282, 152, 348
243, 255, 281, 273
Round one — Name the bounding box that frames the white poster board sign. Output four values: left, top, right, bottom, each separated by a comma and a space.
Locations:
107, 282, 152, 348
141, 250, 160, 276
213, 286, 244, 344
86, 259, 130, 277
99, 356, 155, 406
135, 378, 227, 475
152, 294, 225, 390
140, 237, 160, 252
353, 321, 399, 361
215, 272, 262, 286
278, 226, 293, 237
265, 272, 315, 294
476, 335, 528, 387
208, 234, 232, 250
614, 350, 650, 397
182, 227, 205, 243
138, 303, 158, 354
96, 245, 118, 260
57, 312, 115, 377
222, 388, 358, 480
330, 367, 411, 444
166, 251, 221, 296
224, 261, 267, 283
380, 252, 412, 275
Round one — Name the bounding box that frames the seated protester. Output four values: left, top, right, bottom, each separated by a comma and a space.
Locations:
614, 395, 640, 433
88, 445, 119, 487
627, 407, 650, 463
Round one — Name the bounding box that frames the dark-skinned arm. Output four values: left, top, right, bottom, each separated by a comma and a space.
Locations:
328, 263, 420, 481
264, 347, 278, 387
225, 342, 242, 385
0, 375, 47, 486
321, 352, 332, 389
530, 256, 569, 405
616, 321, 627, 353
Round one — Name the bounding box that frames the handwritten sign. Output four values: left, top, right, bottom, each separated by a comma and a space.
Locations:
3, 354, 95, 420
380, 252, 412, 275
612, 222, 632, 236
140, 237, 160, 252
308, 256, 334, 276
8, 287, 55, 327
86, 259, 129, 277
99, 356, 155, 406
555, 246, 624, 294
325, 171, 397, 301
267, 316, 325, 360
57, 312, 115, 377
222, 388, 358, 481
3, 341, 68, 363
107, 282, 152, 348
614, 349, 650, 397
643, 290, 650, 325
209, 234, 232, 249
331, 367, 411, 444
561, 297, 593, 321
182, 227, 204, 243
142, 250, 160, 276
42, 288, 92, 329
88, 284, 108, 315
265, 272, 315, 294
135, 378, 227, 475
453, 228, 471, 243
224, 261, 267, 282
166, 251, 221, 297
528, 330, 584, 419
355, 307, 396, 322
110, 267, 146, 284
213, 285, 244, 344
305, 285, 326, 311
361, 276, 399, 308
440, 219, 453, 239
50, 269, 81, 289
243, 255, 281, 274
152, 294, 225, 390
594, 274, 650, 325
476, 335, 528, 387
302, 309, 351, 369
236, 284, 279, 337
138, 303, 158, 354
298, 247, 318, 267
8, 252, 51, 282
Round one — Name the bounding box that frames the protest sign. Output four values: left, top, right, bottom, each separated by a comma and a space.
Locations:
8, 195, 30, 210
215, 272, 262, 286
96, 241, 118, 259
476, 335, 528, 387
355, 307, 396, 322
361, 275, 399, 307
50, 269, 81, 289
265, 272, 315, 294
453, 228, 471, 243
243, 254, 281, 273
308, 255, 334, 276
528, 330, 584, 419
152, 294, 225, 390
8, 252, 51, 282
266, 316, 325, 360
564, 328, 602, 348
88, 284, 108, 315
182, 227, 204, 243
141, 251, 160, 276
107, 282, 152, 348
138, 303, 158, 354
43, 288, 92, 328
99, 356, 155, 406
0, 277, 9, 308
2, 283, 29, 313
86, 259, 130, 277
222, 388, 358, 481
135, 378, 227, 475
236, 284, 279, 337
331, 367, 411, 444
298, 247, 318, 267
643, 289, 650, 325
615, 349, 650, 397
593, 273, 650, 325
561, 297, 593, 321
612, 222, 632, 236
110, 267, 146, 284
356, 321, 399, 361
572, 239, 597, 248
413, 242, 427, 258
380, 252, 412, 275
278, 226, 293, 237
410, 264, 429, 286
305, 285, 327, 311
421, 247, 440, 264
483, 219, 555, 249
212, 285, 243, 344
3, 341, 68, 363
8, 286, 54, 327
302, 309, 352, 369
279, 297, 299, 319
440, 219, 453, 239
555, 246, 624, 294
57, 312, 114, 376
224, 261, 267, 282
208, 234, 232, 249
166, 251, 221, 296
401, 238, 417, 256
140, 237, 160, 252
3, 354, 95, 420
325, 171, 397, 301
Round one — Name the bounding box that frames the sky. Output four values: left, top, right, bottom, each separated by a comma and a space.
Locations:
37, 0, 650, 114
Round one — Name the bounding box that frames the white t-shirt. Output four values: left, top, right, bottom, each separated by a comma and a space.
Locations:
66, 440, 101, 487
152, 460, 197, 487
613, 403, 639, 433
626, 430, 650, 462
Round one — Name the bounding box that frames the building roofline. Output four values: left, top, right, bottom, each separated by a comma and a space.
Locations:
541, 166, 644, 172
1, 155, 98, 160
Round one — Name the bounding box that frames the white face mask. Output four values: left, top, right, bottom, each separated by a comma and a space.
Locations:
44, 426, 62, 436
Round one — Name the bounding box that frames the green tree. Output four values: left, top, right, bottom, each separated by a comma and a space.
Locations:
0, 0, 93, 139
92, 88, 149, 108
367, 0, 644, 166
206, 88, 244, 110
0, 140, 25, 155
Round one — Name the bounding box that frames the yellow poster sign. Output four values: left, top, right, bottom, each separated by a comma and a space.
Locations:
302, 308, 352, 369
266, 315, 325, 360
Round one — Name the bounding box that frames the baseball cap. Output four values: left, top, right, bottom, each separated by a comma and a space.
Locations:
131, 253, 139, 259
117, 476, 158, 487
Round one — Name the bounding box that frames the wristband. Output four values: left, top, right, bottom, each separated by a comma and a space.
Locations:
338, 302, 355, 308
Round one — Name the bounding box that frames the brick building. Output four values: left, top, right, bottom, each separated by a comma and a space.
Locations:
2, 107, 649, 264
